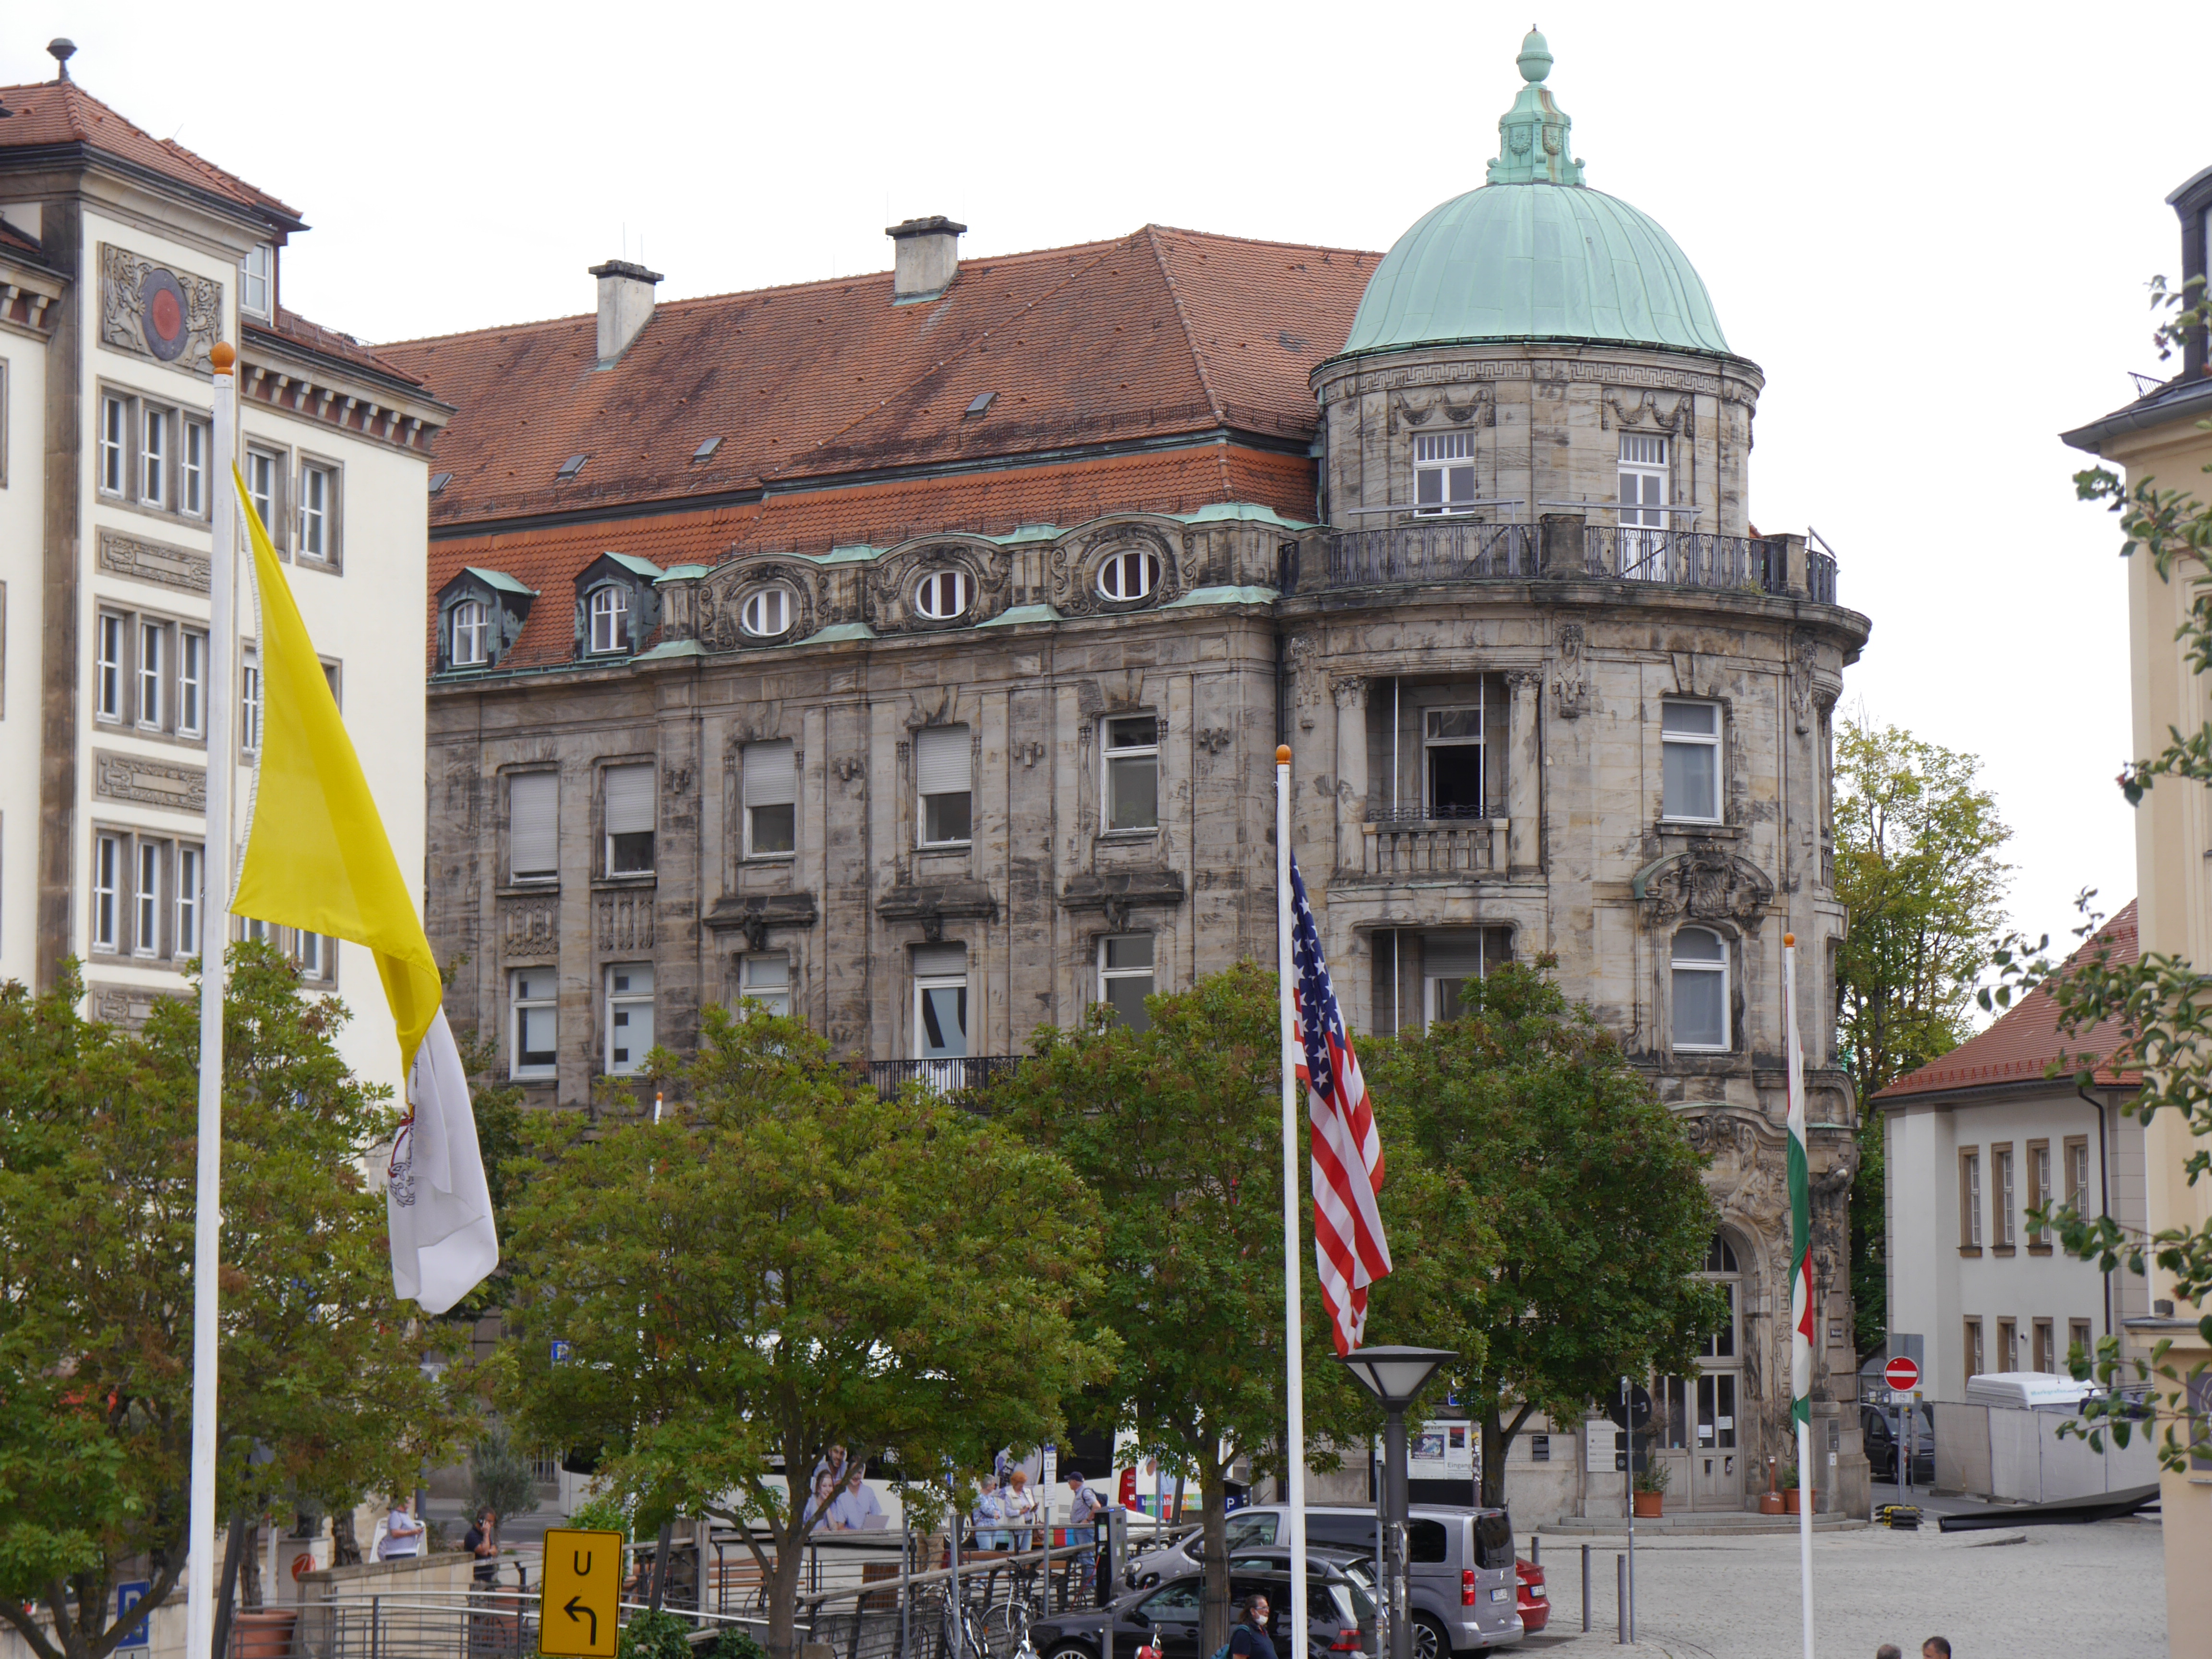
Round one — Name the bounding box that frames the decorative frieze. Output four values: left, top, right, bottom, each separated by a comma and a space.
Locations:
93, 749, 205, 813
596, 889, 655, 951
88, 981, 188, 1032
99, 243, 223, 372
500, 892, 560, 960
97, 527, 210, 595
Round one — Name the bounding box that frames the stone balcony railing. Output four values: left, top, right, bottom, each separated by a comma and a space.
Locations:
1293, 518, 1839, 606
1358, 811, 1511, 878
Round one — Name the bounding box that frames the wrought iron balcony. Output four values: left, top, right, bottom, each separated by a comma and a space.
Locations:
867, 1056, 1022, 1101
1292, 522, 1839, 605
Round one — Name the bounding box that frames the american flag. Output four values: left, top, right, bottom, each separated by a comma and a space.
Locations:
1288, 854, 1391, 1355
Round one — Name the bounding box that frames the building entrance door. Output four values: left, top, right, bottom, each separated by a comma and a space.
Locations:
1657, 1235, 1747, 1510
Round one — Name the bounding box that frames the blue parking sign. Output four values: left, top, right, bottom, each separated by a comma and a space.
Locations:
551, 1340, 572, 1364
116, 1582, 151, 1649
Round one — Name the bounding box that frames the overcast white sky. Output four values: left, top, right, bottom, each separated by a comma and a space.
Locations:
17, 2, 2203, 959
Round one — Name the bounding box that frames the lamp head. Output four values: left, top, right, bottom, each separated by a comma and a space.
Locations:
1334, 1345, 1457, 1410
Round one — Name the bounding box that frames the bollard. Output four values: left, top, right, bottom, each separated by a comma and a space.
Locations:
1530, 1537, 1540, 1569
1615, 1555, 1625, 1645
1580, 1544, 1590, 1633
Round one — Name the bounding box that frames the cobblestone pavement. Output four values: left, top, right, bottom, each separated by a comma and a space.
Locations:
1515, 1518, 2164, 1658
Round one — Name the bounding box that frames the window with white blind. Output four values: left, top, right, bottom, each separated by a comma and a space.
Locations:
1421, 930, 1499, 1028
509, 771, 558, 882
1671, 926, 1728, 1050
135, 842, 160, 957
916, 725, 972, 846
605, 963, 655, 1075
182, 420, 208, 517
1103, 716, 1158, 831
739, 952, 791, 1017
99, 395, 127, 495
177, 845, 202, 958
745, 740, 797, 856
511, 969, 557, 1079
1661, 702, 1721, 821
92, 834, 120, 951
179, 631, 205, 737
1414, 430, 1478, 515
603, 764, 655, 874
913, 942, 968, 1060
142, 405, 168, 507
96, 613, 124, 721
1098, 936, 1154, 1033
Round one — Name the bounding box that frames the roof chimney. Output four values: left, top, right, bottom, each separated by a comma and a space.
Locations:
588, 258, 662, 365
886, 216, 966, 304
48, 38, 75, 81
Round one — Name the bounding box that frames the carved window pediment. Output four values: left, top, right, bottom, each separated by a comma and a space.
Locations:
1634, 844, 1775, 929
697, 558, 821, 651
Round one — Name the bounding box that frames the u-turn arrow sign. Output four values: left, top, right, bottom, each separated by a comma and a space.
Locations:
539, 1527, 622, 1658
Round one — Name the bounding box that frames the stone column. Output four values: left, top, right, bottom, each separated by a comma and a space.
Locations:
1504, 671, 1542, 876
1332, 676, 1369, 875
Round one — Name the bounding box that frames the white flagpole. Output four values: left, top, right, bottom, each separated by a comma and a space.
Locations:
1785, 934, 1814, 1659
185, 340, 238, 1659
1275, 744, 1308, 1653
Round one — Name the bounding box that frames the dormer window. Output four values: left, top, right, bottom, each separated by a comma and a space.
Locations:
914, 569, 969, 621
451, 600, 489, 667
241, 244, 272, 317
588, 585, 630, 653
741, 587, 793, 638
1096, 549, 1160, 602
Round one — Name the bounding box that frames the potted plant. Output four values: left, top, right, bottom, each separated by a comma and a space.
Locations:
1631, 1457, 1669, 1518
1779, 1464, 1817, 1515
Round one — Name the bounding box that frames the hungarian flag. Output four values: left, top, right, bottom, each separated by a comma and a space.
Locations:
228, 468, 498, 1315
1784, 935, 1813, 1429
1287, 854, 1391, 1354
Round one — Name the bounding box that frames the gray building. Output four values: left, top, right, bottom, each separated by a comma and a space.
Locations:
389, 33, 1872, 1515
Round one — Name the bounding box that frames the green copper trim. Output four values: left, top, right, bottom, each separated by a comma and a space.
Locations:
1487, 29, 1584, 187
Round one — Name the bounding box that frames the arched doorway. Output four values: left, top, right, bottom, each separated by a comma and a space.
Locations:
1653, 1233, 1747, 1510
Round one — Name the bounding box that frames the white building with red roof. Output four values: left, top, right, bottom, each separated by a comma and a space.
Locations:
1875, 901, 2150, 1400
0, 40, 451, 1098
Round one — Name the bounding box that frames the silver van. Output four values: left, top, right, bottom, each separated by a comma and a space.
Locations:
1128, 1505, 1520, 1654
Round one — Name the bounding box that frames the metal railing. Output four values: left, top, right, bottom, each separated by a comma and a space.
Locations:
866, 1058, 1022, 1101
1298, 523, 1538, 593
1583, 527, 1786, 593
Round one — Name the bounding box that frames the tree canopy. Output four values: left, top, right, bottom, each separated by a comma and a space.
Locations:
1358, 958, 1724, 1508
0, 948, 466, 1659
990, 962, 1469, 1654
499, 1005, 1114, 1659
1830, 717, 2012, 1354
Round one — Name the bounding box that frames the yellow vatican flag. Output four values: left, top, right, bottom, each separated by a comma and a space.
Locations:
229, 466, 497, 1313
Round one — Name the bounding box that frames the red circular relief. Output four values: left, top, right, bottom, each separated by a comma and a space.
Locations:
150, 287, 183, 340
291, 1552, 316, 1581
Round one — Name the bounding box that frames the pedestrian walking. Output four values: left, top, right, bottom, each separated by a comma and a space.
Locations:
1921, 1642, 1951, 1659
1876, 1647, 1903, 1659
380, 1499, 424, 1560
1228, 1594, 1277, 1659
462, 1508, 499, 1586
1002, 1468, 1039, 1551
1065, 1471, 1102, 1594
972, 1473, 1009, 1551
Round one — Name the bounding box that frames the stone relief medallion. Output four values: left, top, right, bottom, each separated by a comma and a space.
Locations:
99, 244, 223, 372
1636, 843, 1775, 929
698, 558, 819, 651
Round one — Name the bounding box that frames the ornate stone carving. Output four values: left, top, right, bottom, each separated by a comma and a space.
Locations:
1790, 633, 1817, 734
1602, 389, 1691, 433
1046, 522, 1182, 618
1364, 358, 1737, 402
868, 541, 1008, 631
696, 557, 821, 651
705, 891, 821, 948
1013, 740, 1048, 768
99, 243, 223, 371
1196, 726, 1233, 755
88, 981, 189, 1032
1635, 843, 1776, 930
877, 881, 998, 939
1551, 622, 1588, 718
93, 750, 205, 812
97, 527, 210, 594
833, 756, 867, 785
500, 893, 559, 960
1331, 675, 1368, 710
596, 889, 655, 951
1286, 636, 1324, 731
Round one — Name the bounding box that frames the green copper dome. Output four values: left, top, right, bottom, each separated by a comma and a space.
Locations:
1339, 31, 1730, 359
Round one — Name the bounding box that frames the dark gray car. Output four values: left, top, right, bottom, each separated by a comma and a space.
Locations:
1035, 1560, 1375, 1659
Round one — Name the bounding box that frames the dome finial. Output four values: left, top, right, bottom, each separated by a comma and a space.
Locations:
1488, 27, 1585, 186
1516, 26, 1553, 83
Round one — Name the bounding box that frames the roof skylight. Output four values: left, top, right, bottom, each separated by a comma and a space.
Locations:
556, 453, 589, 481
692, 436, 723, 462
428, 471, 452, 495
964, 392, 996, 418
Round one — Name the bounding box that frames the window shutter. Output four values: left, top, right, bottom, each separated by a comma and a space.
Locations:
604, 764, 655, 834
915, 725, 970, 796
744, 740, 796, 807
1420, 932, 1486, 979
913, 943, 967, 977
510, 772, 558, 877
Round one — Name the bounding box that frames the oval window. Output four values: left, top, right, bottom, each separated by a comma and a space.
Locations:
914, 568, 970, 621
741, 586, 794, 638
1096, 549, 1160, 602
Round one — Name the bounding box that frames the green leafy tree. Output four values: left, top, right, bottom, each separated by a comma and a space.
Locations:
469, 1427, 541, 1519
1359, 959, 1724, 1508
499, 1006, 1114, 1659
1830, 719, 2013, 1355
0, 947, 468, 1659
992, 962, 1480, 1657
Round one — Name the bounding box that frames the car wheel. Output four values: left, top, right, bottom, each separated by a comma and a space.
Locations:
1046, 1645, 1097, 1659
1410, 1614, 1450, 1659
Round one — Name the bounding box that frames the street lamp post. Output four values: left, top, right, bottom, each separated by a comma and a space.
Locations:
1336, 1347, 1457, 1659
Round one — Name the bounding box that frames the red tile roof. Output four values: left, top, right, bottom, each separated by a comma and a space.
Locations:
1876, 902, 2142, 1100
246, 305, 427, 391
426, 445, 1313, 671
380, 225, 1374, 531
0, 78, 302, 226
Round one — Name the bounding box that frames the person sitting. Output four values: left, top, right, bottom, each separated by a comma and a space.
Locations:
804, 1469, 844, 1532
381, 1499, 425, 1560
830, 1466, 886, 1531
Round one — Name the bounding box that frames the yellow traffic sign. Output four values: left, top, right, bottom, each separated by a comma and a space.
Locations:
539, 1527, 623, 1659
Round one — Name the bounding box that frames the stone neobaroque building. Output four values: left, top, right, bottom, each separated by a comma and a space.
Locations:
393, 34, 1872, 1515
0, 42, 448, 1098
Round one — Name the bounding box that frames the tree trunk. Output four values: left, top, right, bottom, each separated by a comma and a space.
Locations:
331, 1508, 363, 1568
1479, 1406, 1507, 1510
1197, 1462, 1230, 1659
765, 1531, 808, 1659
240, 1519, 263, 1611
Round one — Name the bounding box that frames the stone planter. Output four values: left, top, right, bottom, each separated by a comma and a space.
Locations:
1631, 1491, 1663, 1518
231, 1610, 298, 1659
1756, 1491, 1785, 1515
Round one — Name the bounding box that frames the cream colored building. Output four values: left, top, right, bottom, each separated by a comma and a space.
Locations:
0, 43, 448, 1098
2062, 166, 2212, 1655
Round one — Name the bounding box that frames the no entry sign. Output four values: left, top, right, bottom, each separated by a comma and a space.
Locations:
1884, 1356, 1921, 1392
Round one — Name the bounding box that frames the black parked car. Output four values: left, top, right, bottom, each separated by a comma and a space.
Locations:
1035, 1559, 1377, 1659
1861, 1401, 1935, 1484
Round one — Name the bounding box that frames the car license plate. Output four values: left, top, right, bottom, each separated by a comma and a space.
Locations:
1528, 1588, 1546, 1600
1488, 1588, 1508, 1602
